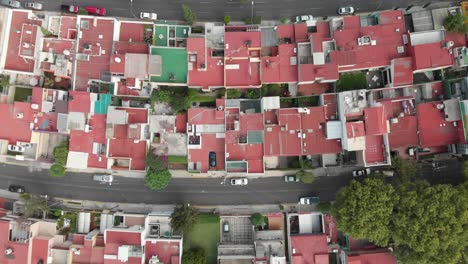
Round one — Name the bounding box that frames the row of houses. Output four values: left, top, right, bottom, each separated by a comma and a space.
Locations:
0, 5, 467, 173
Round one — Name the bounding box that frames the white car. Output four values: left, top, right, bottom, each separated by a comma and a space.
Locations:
25, 2, 43, 10
299, 196, 320, 205
230, 178, 248, 186
295, 15, 313, 22
8, 145, 25, 153
1, 0, 20, 8
337, 6, 355, 15
140, 12, 157, 20
93, 174, 114, 185
352, 168, 371, 177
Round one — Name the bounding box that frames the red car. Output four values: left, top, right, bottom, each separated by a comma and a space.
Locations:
85, 6, 106, 16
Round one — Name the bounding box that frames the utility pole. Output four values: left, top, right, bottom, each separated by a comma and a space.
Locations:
251, 1, 254, 24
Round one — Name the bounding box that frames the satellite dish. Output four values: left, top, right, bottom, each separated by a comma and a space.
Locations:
63, 50, 70, 55
114, 57, 121, 63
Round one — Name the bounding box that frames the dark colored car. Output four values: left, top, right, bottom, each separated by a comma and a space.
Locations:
209, 152, 216, 167
61, 4, 79, 13
8, 185, 25, 193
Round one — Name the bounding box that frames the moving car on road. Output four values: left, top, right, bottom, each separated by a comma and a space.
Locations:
85, 6, 106, 16
352, 168, 371, 177
283, 175, 299, 182
1, 0, 20, 8
25, 2, 43, 10
337, 6, 355, 15
61, 4, 79, 13
299, 196, 320, 205
295, 15, 313, 22
93, 174, 113, 185
230, 178, 248, 186
140, 12, 157, 20
8, 145, 25, 153
8, 185, 25, 193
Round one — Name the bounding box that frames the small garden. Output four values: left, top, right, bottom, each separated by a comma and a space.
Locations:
145, 152, 172, 190
184, 213, 220, 264
49, 141, 68, 177
336, 72, 367, 92
14, 87, 33, 102
150, 86, 216, 113
0, 74, 9, 92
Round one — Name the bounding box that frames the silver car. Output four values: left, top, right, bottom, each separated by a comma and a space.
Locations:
230, 178, 248, 185
8, 145, 25, 153
337, 6, 355, 15
93, 174, 114, 185
140, 12, 157, 20
1, 0, 21, 8
25, 2, 43, 10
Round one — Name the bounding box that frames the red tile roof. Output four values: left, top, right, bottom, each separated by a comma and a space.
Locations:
105, 230, 142, 254
0, 103, 32, 144
364, 106, 388, 135
0, 220, 29, 264
108, 139, 147, 170
261, 44, 298, 83
388, 115, 418, 148
309, 22, 331, 53
175, 114, 187, 133
298, 52, 339, 83
346, 122, 365, 138
59, 16, 77, 39
119, 22, 146, 42
187, 37, 224, 88
188, 108, 224, 125
334, 10, 407, 71
417, 102, 463, 147
31, 237, 50, 264
224, 28, 261, 58
144, 240, 180, 264
110, 54, 126, 74
410, 42, 453, 71
116, 107, 148, 124
68, 91, 91, 113
276, 24, 295, 42
392, 57, 413, 86
4, 10, 41, 73
291, 234, 329, 264
365, 135, 385, 164
114, 41, 149, 54
188, 133, 225, 172
225, 59, 261, 87
294, 24, 308, 43
347, 250, 397, 264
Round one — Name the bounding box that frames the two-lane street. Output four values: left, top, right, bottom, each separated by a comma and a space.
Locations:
16, 0, 457, 22
0, 164, 352, 205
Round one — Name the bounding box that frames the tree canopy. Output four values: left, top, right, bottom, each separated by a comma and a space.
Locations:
170, 204, 199, 235
20, 194, 49, 219
182, 247, 206, 264
332, 176, 468, 264
145, 153, 171, 190
392, 181, 468, 264
49, 164, 65, 177
444, 12, 468, 34
249, 213, 265, 227
182, 4, 196, 25
53, 141, 69, 166
332, 177, 395, 246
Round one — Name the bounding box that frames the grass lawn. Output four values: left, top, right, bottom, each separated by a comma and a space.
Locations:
168, 155, 188, 164
14, 87, 32, 102
184, 213, 220, 264
336, 72, 367, 92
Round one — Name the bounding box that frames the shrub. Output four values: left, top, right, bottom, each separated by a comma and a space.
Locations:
227, 89, 241, 99
49, 164, 65, 177
223, 15, 231, 25
296, 170, 315, 183
182, 248, 206, 264
244, 17, 252, 24
279, 17, 288, 24
444, 12, 468, 34
246, 89, 260, 99
182, 4, 197, 25
253, 15, 262, 25
250, 213, 265, 227
53, 141, 69, 166
145, 169, 172, 190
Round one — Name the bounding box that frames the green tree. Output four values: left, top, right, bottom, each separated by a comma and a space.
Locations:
223, 15, 231, 25
145, 153, 169, 172
49, 164, 65, 177
170, 204, 199, 234
392, 181, 468, 264
53, 141, 69, 166
244, 17, 252, 24
296, 170, 315, 183
249, 213, 265, 227
463, 160, 468, 180
253, 15, 262, 25
182, 4, 197, 25
246, 89, 260, 99
155, 90, 172, 102
279, 17, 288, 24
144, 169, 172, 190
332, 177, 395, 246
391, 156, 416, 181
20, 194, 49, 219
182, 247, 206, 264
444, 12, 468, 34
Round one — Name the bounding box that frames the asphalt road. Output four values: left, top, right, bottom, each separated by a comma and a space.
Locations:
0, 163, 353, 205
17, 0, 455, 22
